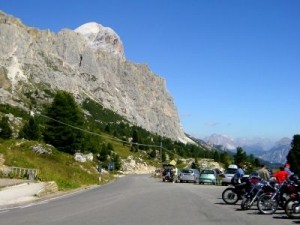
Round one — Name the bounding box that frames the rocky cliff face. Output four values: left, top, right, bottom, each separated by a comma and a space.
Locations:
0, 11, 188, 142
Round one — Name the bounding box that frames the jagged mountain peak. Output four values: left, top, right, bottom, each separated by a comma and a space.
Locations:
75, 22, 125, 60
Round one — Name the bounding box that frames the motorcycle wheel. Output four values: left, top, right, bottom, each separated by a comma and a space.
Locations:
222, 187, 239, 205
285, 199, 300, 219
257, 193, 278, 214
241, 197, 252, 210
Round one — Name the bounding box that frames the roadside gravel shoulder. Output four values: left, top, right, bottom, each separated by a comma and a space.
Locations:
0, 178, 100, 209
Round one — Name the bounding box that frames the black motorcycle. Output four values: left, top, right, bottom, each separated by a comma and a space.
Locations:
241, 179, 274, 210
222, 176, 258, 205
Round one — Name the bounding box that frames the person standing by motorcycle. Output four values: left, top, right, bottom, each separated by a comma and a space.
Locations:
235, 162, 245, 183
274, 166, 289, 184
284, 163, 293, 175
172, 166, 178, 183
257, 164, 270, 181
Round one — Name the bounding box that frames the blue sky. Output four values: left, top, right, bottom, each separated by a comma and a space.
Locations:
1, 0, 300, 141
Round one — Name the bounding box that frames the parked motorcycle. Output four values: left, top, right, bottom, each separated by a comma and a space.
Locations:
284, 175, 300, 219
162, 168, 175, 182
241, 179, 274, 210
257, 175, 299, 214
285, 192, 300, 219
222, 176, 259, 205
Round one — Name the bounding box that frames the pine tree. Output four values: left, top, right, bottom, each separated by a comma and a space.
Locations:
220, 151, 231, 168
99, 143, 108, 162
111, 153, 121, 170
132, 129, 139, 144
43, 91, 84, 154
213, 150, 221, 162
162, 149, 166, 162
287, 134, 300, 176
234, 147, 247, 164
19, 116, 41, 140
0, 116, 12, 139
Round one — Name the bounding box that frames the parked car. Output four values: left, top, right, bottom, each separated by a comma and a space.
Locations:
221, 165, 238, 186
178, 168, 200, 183
199, 169, 217, 185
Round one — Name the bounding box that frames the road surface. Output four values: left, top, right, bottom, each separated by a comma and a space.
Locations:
0, 174, 297, 225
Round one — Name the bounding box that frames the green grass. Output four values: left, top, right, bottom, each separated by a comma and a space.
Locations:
0, 139, 102, 190
0, 138, 160, 190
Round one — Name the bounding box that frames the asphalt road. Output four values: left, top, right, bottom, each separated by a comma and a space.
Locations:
0, 174, 297, 225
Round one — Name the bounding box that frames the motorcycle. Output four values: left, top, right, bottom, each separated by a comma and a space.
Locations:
285, 192, 300, 219
284, 175, 300, 219
257, 175, 299, 214
162, 169, 175, 182
222, 176, 259, 205
241, 179, 274, 210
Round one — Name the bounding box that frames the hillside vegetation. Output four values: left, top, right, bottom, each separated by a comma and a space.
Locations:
0, 140, 112, 190
0, 91, 265, 190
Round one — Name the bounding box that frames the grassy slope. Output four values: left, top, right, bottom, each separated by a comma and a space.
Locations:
0, 140, 115, 190
0, 138, 161, 190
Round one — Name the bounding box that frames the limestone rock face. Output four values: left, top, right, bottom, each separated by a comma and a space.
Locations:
0, 11, 188, 142
75, 22, 125, 61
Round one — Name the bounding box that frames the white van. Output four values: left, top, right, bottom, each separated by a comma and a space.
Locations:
228, 164, 238, 169
221, 164, 238, 185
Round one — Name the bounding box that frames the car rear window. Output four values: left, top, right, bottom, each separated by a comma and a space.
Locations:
181, 169, 193, 173
225, 168, 237, 174
202, 170, 214, 174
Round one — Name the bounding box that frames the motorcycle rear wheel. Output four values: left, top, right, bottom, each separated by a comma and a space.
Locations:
222, 187, 239, 205
257, 193, 278, 214
285, 199, 300, 219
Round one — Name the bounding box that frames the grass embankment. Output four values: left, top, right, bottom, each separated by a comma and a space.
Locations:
0, 138, 161, 190
0, 140, 115, 190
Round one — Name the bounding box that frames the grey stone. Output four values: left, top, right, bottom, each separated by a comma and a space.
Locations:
0, 11, 189, 143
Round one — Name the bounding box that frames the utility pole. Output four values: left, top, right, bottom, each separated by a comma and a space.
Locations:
160, 142, 162, 163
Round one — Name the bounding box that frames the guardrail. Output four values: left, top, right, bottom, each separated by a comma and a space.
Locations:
1, 166, 38, 180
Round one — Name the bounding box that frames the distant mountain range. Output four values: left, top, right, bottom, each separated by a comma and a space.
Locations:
204, 134, 292, 164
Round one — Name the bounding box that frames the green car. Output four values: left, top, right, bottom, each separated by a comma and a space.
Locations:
199, 169, 217, 185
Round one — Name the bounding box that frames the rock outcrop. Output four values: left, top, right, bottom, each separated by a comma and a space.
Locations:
0, 11, 189, 142
121, 156, 157, 174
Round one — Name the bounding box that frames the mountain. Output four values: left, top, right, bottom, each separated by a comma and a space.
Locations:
0, 11, 190, 143
235, 137, 275, 152
204, 134, 236, 150
204, 134, 292, 164
257, 138, 291, 164
185, 133, 216, 151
